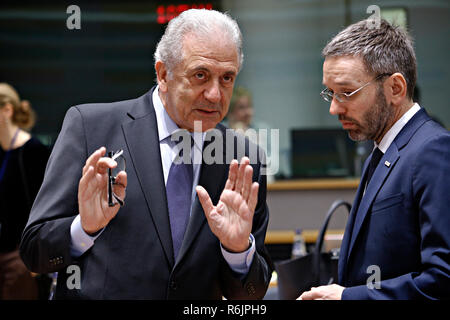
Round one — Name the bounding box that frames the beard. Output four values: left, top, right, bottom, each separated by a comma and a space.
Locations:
343, 86, 394, 142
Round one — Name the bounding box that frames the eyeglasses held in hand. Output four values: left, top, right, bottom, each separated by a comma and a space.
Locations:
108, 149, 126, 207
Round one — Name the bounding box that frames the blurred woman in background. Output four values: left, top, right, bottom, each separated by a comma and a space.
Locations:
224, 86, 278, 183
0, 83, 49, 299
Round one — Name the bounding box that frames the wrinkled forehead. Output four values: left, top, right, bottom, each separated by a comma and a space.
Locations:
181, 31, 239, 65
323, 55, 371, 86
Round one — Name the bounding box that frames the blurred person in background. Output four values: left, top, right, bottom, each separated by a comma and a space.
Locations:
0, 83, 50, 299
226, 86, 255, 131
225, 87, 277, 183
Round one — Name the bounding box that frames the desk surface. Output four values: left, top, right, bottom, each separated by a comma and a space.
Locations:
265, 229, 345, 244
267, 178, 360, 191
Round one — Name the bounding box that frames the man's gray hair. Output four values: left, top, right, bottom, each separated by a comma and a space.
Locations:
154, 9, 243, 76
322, 19, 417, 99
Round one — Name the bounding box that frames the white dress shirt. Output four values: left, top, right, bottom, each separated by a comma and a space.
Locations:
70, 86, 255, 276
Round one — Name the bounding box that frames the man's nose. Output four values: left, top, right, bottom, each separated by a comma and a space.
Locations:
204, 80, 221, 104
329, 98, 345, 116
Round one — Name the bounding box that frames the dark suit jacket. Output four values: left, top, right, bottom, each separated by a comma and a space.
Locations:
339, 108, 450, 299
20, 88, 273, 299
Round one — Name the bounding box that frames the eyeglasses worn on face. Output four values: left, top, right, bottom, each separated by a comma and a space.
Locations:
108, 149, 126, 207
320, 73, 392, 103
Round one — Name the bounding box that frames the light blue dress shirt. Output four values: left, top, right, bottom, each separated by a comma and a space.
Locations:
70, 86, 255, 276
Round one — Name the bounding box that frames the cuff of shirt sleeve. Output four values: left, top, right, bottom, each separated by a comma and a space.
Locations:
220, 234, 256, 276
70, 214, 103, 258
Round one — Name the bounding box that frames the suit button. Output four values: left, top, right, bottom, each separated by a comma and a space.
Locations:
170, 281, 177, 291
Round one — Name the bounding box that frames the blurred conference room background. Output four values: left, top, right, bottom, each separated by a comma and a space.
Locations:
1, 0, 449, 260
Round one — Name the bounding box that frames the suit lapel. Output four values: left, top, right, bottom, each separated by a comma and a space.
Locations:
346, 145, 399, 261
338, 160, 368, 284
122, 89, 175, 268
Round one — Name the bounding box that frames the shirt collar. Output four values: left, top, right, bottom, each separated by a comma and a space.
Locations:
152, 86, 205, 151
375, 102, 421, 153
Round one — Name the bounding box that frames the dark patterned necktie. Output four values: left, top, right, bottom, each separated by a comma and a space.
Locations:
349, 147, 384, 247
165, 137, 193, 260
366, 147, 384, 186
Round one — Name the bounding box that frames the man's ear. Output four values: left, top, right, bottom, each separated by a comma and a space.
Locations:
386, 72, 408, 106
155, 61, 168, 92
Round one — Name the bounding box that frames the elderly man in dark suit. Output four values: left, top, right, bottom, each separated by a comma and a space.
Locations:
20, 9, 273, 299
300, 19, 449, 300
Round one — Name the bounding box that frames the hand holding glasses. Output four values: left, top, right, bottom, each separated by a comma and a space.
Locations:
108, 150, 126, 207
78, 147, 128, 235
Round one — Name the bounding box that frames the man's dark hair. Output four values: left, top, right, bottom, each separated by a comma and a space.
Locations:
323, 19, 417, 99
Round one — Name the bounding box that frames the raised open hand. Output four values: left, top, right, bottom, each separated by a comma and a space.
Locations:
196, 157, 259, 252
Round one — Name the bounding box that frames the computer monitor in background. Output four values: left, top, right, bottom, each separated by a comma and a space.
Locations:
291, 128, 363, 178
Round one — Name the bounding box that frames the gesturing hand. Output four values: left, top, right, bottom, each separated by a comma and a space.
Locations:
196, 157, 259, 252
78, 147, 127, 235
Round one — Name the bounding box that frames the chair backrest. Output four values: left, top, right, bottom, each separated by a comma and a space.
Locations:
312, 199, 351, 283
275, 199, 351, 299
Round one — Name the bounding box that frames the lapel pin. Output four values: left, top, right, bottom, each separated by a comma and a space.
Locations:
384, 161, 390, 167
